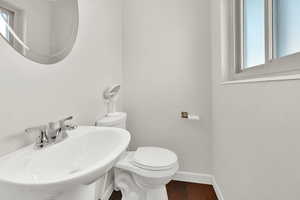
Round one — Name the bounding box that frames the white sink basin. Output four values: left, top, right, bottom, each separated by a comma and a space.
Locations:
0, 126, 131, 200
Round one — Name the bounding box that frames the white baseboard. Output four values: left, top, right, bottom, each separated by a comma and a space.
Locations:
173, 171, 224, 200
101, 183, 114, 200
173, 171, 213, 185
212, 177, 225, 200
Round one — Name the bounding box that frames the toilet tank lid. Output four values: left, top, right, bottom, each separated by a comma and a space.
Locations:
97, 112, 127, 126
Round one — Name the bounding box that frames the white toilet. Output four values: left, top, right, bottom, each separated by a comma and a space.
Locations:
96, 112, 179, 200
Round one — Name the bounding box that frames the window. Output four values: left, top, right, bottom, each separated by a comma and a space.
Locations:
243, 0, 265, 68
0, 7, 14, 44
274, 0, 300, 58
233, 0, 300, 79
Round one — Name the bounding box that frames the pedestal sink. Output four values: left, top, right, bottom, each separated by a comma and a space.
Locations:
0, 126, 131, 200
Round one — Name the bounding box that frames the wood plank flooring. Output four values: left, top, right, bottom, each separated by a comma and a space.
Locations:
109, 181, 218, 200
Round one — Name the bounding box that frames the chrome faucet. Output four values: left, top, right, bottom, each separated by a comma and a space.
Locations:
25, 116, 78, 149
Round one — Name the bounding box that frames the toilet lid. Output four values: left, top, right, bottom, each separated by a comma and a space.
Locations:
132, 147, 178, 171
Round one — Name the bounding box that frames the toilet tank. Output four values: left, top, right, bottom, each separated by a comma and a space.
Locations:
95, 112, 127, 129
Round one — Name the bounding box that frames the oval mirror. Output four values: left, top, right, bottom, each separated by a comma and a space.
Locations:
0, 0, 78, 64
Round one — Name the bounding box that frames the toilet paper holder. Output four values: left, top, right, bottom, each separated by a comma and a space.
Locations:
181, 112, 200, 121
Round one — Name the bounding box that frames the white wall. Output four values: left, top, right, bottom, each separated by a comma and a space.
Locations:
0, 0, 123, 156
211, 0, 300, 200
123, 0, 212, 173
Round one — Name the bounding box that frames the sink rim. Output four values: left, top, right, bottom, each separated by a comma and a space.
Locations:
0, 126, 131, 188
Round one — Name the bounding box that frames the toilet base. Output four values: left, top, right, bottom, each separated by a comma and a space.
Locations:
115, 168, 169, 200
122, 187, 168, 200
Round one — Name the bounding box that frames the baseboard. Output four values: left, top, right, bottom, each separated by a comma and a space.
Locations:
173, 171, 213, 185
173, 171, 224, 200
101, 183, 114, 200
103, 171, 224, 200
212, 177, 225, 200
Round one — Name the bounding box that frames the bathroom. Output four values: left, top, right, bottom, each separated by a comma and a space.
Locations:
0, 0, 299, 200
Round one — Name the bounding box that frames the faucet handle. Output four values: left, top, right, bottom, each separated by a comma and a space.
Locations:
60, 116, 73, 122
59, 116, 73, 126
25, 125, 47, 134
25, 125, 48, 148
59, 116, 77, 130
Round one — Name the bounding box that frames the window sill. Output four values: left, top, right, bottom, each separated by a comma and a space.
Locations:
222, 74, 300, 85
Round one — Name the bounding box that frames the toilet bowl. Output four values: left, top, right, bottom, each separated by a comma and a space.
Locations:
96, 112, 179, 200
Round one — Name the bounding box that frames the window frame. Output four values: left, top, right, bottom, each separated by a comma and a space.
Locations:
0, 6, 15, 45
231, 0, 300, 80
0, 3, 27, 54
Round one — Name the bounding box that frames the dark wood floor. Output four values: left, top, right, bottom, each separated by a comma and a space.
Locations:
109, 181, 218, 200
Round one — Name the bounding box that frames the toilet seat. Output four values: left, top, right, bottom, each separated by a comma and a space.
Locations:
132, 147, 178, 171
115, 151, 178, 178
